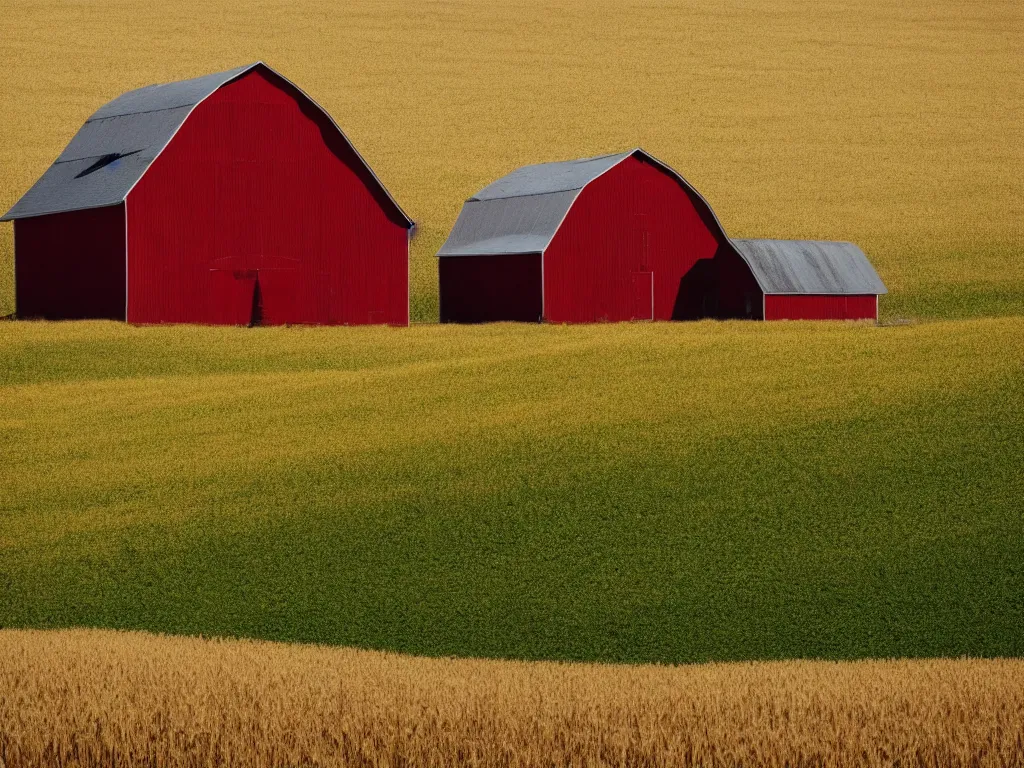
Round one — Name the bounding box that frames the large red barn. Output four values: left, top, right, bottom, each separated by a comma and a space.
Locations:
437, 149, 885, 323
2, 63, 413, 325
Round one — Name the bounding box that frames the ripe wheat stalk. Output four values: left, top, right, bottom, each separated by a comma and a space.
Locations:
1, 629, 1022, 767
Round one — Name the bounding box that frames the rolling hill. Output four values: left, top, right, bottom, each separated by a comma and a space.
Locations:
0, 0, 1021, 666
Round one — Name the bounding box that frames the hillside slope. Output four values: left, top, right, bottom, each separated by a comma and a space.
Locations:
2, 319, 1021, 662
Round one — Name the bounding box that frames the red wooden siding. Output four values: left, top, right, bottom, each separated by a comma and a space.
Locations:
14, 205, 125, 320
765, 294, 877, 321
542, 155, 720, 323
126, 68, 408, 326
439, 254, 542, 323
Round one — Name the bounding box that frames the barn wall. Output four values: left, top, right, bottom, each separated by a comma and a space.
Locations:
542, 155, 720, 323
765, 294, 878, 321
716, 244, 764, 320
439, 254, 542, 323
127, 68, 408, 326
14, 205, 125, 320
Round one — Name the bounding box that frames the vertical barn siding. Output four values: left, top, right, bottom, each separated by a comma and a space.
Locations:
439, 254, 542, 323
542, 156, 720, 323
764, 294, 878, 320
126, 69, 408, 326
14, 205, 125, 320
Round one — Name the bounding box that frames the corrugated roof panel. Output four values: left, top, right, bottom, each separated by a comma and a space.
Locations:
57, 107, 193, 162
89, 65, 254, 119
731, 239, 887, 295
437, 191, 576, 256
472, 152, 630, 201
2, 152, 153, 220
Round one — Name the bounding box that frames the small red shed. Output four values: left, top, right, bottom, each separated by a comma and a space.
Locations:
2, 63, 413, 325
723, 239, 887, 321
437, 149, 885, 323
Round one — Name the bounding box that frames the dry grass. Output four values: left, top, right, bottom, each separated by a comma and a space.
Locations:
1, 0, 1022, 319
1, 628, 1022, 768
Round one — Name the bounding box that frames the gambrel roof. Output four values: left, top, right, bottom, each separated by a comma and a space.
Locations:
438, 149, 886, 296
2, 63, 412, 226
437, 149, 723, 257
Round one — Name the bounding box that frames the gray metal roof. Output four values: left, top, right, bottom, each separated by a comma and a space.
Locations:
438, 149, 726, 257
471, 152, 632, 201
731, 239, 887, 295
2, 63, 412, 226
436, 190, 578, 256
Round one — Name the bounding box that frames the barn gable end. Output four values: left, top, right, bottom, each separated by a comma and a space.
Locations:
543, 154, 721, 323
3, 63, 413, 326
1, 63, 411, 227
126, 67, 412, 325
437, 150, 887, 323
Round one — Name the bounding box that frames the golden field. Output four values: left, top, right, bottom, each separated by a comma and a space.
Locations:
3, 316, 1020, 550
2, 2, 1023, 763
2, 628, 1023, 768
1, 0, 1022, 319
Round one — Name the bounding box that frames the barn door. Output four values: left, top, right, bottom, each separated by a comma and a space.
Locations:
257, 269, 332, 325
631, 271, 654, 321
207, 269, 257, 325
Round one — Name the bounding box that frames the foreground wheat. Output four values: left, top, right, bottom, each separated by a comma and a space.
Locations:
0, 630, 1021, 767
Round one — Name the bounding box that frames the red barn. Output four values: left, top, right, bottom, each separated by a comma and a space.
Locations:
2, 63, 413, 325
723, 239, 887, 321
437, 149, 885, 323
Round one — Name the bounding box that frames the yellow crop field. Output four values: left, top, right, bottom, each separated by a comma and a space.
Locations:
1, 0, 1022, 320
3, 315, 1020, 547
2, 1, 1022, 761
2, 628, 1023, 768
2, 316, 1022, 663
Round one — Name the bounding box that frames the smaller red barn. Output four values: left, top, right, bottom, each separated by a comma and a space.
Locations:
722, 239, 887, 321
2, 63, 413, 325
436, 149, 886, 323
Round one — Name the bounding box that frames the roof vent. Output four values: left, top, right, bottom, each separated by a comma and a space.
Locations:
75, 150, 140, 179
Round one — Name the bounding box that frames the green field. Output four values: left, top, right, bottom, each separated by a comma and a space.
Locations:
1, 0, 1022, 665
2, 319, 1022, 662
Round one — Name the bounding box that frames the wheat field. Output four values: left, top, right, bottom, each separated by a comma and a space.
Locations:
1, 0, 1022, 320
1, 629, 1022, 768
3, 317, 1022, 662
2, 1, 1022, 761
